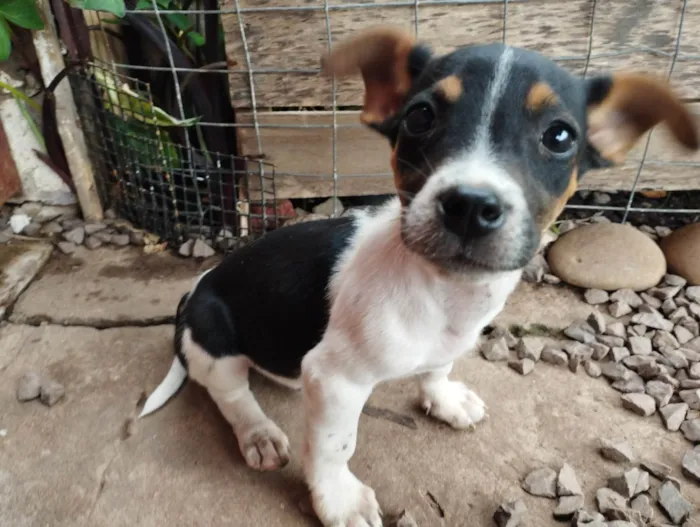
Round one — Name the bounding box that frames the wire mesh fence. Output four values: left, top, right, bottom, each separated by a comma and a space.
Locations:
75, 0, 700, 250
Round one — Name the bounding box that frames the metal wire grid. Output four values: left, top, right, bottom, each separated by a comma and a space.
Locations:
68, 61, 279, 249
89, 0, 700, 234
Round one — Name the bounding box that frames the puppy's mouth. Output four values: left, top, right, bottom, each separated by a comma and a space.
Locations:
399, 209, 539, 273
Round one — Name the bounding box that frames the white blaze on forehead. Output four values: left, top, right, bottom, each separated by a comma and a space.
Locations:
473, 47, 515, 151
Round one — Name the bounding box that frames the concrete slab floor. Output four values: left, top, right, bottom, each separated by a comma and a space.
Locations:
1, 248, 698, 527
0, 241, 53, 320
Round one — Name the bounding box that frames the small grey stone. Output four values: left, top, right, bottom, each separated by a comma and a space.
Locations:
33, 206, 63, 224
522, 467, 557, 498
678, 369, 691, 382
621, 393, 656, 416
686, 286, 700, 303
493, 499, 526, 527
63, 226, 85, 245
601, 362, 633, 381
111, 234, 130, 247
591, 342, 611, 361
658, 480, 693, 524
39, 380, 65, 407
606, 322, 627, 339
675, 325, 695, 345
572, 510, 606, 526
660, 348, 689, 370
690, 410, 700, 420
84, 236, 102, 250
679, 317, 699, 337
522, 259, 545, 283
646, 380, 674, 408
516, 337, 544, 362
656, 372, 680, 389
40, 221, 63, 235
596, 487, 628, 517
624, 355, 655, 372
681, 419, 700, 442
678, 296, 692, 307
57, 241, 77, 255
605, 522, 635, 527
104, 208, 117, 220
584, 360, 602, 378
690, 303, 700, 319
192, 239, 216, 258
94, 231, 113, 243
665, 274, 688, 287
565, 342, 594, 359
600, 439, 635, 463
612, 289, 644, 308
22, 222, 42, 236
542, 346, 568, 367
612, 372, 645, 393
61, 217, 83, 230
588, 311, 607, 334
557, 463, 582, 496
608, 468, 650, 499
630, 494, 653, 522
395, 510, 418, 527
631, 311, 674, 332
682, 379, 700, 390
569, 353, 583, 373
543, 273, 562, 285
653, 286, 683, 300
690, 363, 700, 380
609, 301, 633, 318
179, 239, 194, 257
129, 230, 145, 246
313, 197, 344, 216
481, 338, 510, 362
585, 289, 610, 305
84, 222, 107, 235
641, 292, 663, 309
611, 347, 631, 363
687, 337, 700, 352
553, 495, 584, 521
16, 371, 41, 401
682, 449, 700, 484
654, 331, 680, 351
557, 219, 578, 234
565, 322, 597, 344
640, 460, 672, 480
631, 324, 648, 337
599, 335, 626, 348
592, 191, 611, 205
662, 298, 679, 316
508, 359, 534, 376
490, 326, 519, 348
0, 231, 10, 244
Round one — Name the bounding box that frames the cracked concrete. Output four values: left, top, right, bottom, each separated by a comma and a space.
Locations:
1, 244, 698, 527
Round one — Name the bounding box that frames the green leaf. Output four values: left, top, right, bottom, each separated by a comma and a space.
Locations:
69, 0, 126, 17
187, 30, 204, 47
0, 17, 11, 61
136, 0, 171, 9
0, 0, 44, 30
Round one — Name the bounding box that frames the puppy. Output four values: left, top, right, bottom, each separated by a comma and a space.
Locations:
140, 26, 698, 527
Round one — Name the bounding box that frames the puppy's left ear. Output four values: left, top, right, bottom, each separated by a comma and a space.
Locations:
585, 73, 699, 167
321, 26, 432, 133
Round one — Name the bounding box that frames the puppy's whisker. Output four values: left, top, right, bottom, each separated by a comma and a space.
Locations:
395, 157, 431, 181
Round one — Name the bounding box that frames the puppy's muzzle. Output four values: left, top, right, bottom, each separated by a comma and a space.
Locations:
436, 185, 505, 241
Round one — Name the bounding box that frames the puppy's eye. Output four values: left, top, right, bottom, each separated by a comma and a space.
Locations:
541, 121, 577, 155
403, 103, 435, 136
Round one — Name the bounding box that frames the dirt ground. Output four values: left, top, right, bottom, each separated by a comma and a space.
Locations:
1, 243, 698, 527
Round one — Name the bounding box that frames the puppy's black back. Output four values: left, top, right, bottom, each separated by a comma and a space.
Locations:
186, 216, 357, 378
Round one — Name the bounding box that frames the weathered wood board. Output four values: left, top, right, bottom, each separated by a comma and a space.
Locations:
223, 0, 700, 198
239, 107, 700, 199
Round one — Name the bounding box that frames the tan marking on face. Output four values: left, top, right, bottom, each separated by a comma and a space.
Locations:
538, 168, 578, 230
436, 75, 463, 103
526, 82, 558, 112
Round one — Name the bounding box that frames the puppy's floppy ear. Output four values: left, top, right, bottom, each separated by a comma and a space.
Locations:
321, 26, 432, 130
585, 73, 699, 167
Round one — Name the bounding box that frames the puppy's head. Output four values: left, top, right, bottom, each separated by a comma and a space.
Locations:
323, 27, 698, 273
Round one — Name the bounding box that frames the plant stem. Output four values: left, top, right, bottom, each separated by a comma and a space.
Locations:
0, 81, 41, 111
18, 100, 45, 148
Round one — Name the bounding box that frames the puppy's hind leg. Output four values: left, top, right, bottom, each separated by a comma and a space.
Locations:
184, 330, 291, 471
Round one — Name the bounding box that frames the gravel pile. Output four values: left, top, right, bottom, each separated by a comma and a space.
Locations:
510, 444, 698, 526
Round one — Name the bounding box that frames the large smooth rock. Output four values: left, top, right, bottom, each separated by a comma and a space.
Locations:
547, 224, 666, 291
660, 223, 700, 285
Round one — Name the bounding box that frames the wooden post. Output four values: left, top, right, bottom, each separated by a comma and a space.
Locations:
32, 0, 104, 221
0, 119, 21, 206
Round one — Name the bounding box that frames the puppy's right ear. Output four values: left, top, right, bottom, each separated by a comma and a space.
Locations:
322, 27, 432, 130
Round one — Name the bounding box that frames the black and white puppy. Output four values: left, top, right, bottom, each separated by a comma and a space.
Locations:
140, 26, 697, 527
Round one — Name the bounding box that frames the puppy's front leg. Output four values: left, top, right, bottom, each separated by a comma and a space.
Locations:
302, 362, 380, 527
417, 363, 487, 429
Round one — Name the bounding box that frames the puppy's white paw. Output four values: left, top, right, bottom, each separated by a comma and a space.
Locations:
421, 380, 487, 429
237, 420, 291, 471
311, 468, 382, 527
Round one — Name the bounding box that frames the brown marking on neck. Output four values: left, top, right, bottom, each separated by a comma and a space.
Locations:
436, 75, 463, 103
538, 168, 578, 230
526, 82, 558, 113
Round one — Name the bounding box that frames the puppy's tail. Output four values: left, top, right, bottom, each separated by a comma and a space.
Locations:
139, 292, 190, 419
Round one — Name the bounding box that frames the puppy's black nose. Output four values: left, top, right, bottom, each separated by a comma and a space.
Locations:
437, 186, 505, 239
